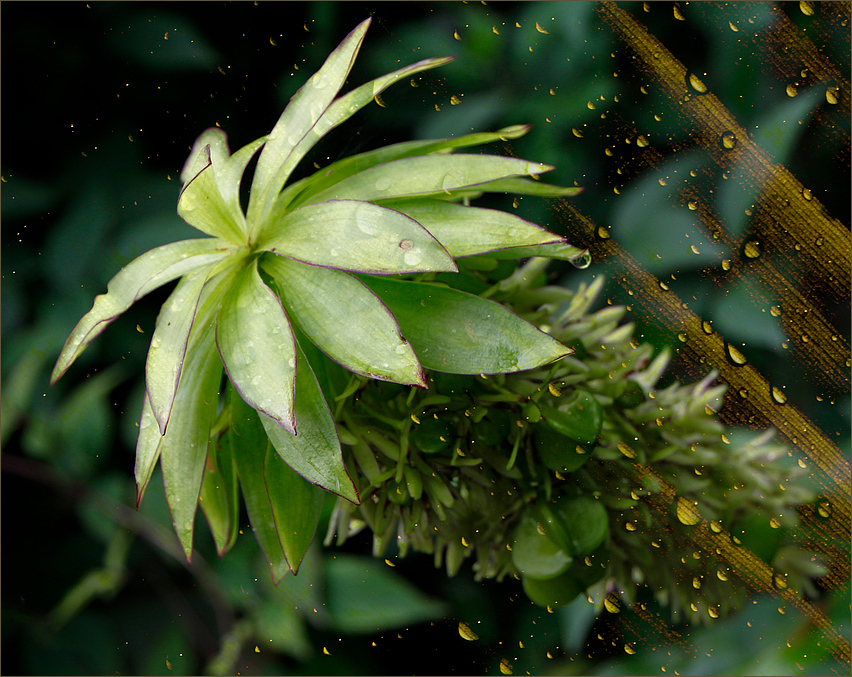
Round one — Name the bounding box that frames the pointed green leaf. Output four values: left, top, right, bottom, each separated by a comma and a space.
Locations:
386, 199, 564, 257
199, 430, 240, 556
436, 177, 584, 201
247, 19, 371, 233
263, 255, 425, 386
146, 268, 209, 433
51, 238, 231, 384
306, 154, 553, 204
279, 124, 533, 213
360, 276, 571, 374
228, 386, 290, 582
159, 325, 223, 562
134, 393, 161, 507
260, 341, 358, 504
258, 200, 456, 274
264, 441, 325, 573
216, 259, 297, 433
483, 241, 589, 262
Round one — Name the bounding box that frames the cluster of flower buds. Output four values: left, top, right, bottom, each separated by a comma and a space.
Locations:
325, 258, 819, 620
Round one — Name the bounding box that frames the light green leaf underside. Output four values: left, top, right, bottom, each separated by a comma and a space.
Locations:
260, 341, 358, 504
229, 386, 291, 583
263, 255, 425, 386
386, 199, 564, 257
216, 259, 297, 433
360, 276, 571, 374
258, 200, 456, 274
306, 154, 553, 205
264, 441, 325, 574
279, 124, 532, 213
248, 18, 371, 234
199, 430, 240, 556
146, 268, 209, 434
178, 144, 246, 244
51, 238, 232, 385
437, 177, 584, 201
160, 325, 223, 562
134, 393, 161, 507
180, 128, 229, 185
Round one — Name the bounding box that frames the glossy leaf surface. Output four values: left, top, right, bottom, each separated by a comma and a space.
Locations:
362, 276, 571, 374
511, 508, 573, 579
199, 431, 240, 556
263, 255, 425, 386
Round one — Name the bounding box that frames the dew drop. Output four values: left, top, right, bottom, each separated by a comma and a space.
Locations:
686, 72, 708, 94
799, 0, 815, 15
770, 305, 782, 317
726, 343, 747, 366
596, 225, 611, 239
404, 250, 422, 266
450, 95, 461, 105
689, 244, 700, 255
687, 200, 698, 211
673, 5, 685, 20
719, 130, 737, 150
572, 128, 584, 138
816, 499, 832, 519
658, 177, 668, 186
708, 606, 719, 618
701, 320, 714, 334
398, 239, 414, 250
604, 595, 621, 613
676, 497, 702, 525
709, 520, 722, 533
786, 83, 798, 97
721, 259, 732, 271
659, 281, 669, 291
624, 644, 636, 655
288, 357, 296, 368
636, 135, 649, 148
769, 516, 782, 529
743, 240, 761, 258
570, 252, 592, 269
692, 576, 701, 589
815, 237, 824, 247
625, 522, 637, 531
604, 147, 614, 156
802, 187, 813, 201
458, 621, 479, 641
729, 21, 739, 32
826, 86, 839, 104
375, 177, 391, 191
453, 30, 462, 40
771, 386, 787, 404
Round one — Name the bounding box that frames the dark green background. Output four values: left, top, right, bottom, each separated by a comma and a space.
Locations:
2, 2, 849, 674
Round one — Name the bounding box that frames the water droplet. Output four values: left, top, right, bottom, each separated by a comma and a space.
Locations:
398, 239, 413, 250
743, 240, 761, 258
572, 128, 584, 138
673, 5, 685, 20
701, 320, 713, 334
686, 72, 708, 95
288, 357, 296, 368
786, 83, 798, 97
625, 522, 637, 531
536, 521, 547, 536
570, 252, 592, 269
721, 259, 732, 271
708, 606, 719, 618
330, 248, 339, 257
676, 332, 687, 343
798, 458, 807, 469
769, 516, 782, 529
604, 595, 621, 613
802, 187, 813, 201
659, 281, 669, 291
676, 497, 702, 525
450, 95, 461, 105
499, 658, 513, 675
770, 305, 782, 317
404, 250, 422, 266
799, 1, 815, 15
709, 520, 723, 534
689, 244, 700, 255
726, 343, 748, 366
375, 177, 391, 191
624, 644, 636, 655
815, 237, 824, 247
311, 72, 329, 89
729, 21, 739, 32
717, 132, 737, 152
826, 86, 839, 104
453, 30, 462, 40
596, 226, 611, 239
771, 386, 787, 404
692, 576, 701, 589
459, 622, 479, 641
687, 200, 698, 211
816, 499, 832, 519
658, 177, 668, 186
636, 135, 649, 147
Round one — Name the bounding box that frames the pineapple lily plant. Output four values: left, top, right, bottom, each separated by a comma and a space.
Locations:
52, 18, 818, 616
51, 19, 584, 572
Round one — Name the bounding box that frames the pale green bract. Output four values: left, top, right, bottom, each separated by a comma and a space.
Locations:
50, 18, 587, 573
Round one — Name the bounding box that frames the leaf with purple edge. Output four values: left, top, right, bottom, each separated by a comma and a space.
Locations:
257, 199, 457, 275
260, 340, 358, 504
262, 254, 425, 387
199, 428, 240, 556
216, 258, 297, 434
51, 238, 231, 384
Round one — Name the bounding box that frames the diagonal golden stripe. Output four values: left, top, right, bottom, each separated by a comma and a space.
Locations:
632, 462, 851, 667
597, 2, 851, 309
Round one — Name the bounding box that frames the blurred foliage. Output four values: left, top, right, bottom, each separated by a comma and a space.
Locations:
2, 2, 848, 675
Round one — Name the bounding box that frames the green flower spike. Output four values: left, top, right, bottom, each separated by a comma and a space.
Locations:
51, 18, 585, 572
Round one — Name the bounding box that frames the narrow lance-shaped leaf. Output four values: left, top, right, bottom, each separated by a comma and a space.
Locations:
279, 124, 533, 213
228, 384, 290, 583
260, 340, 358, 504
159, 323, 223, 562
384, 199, 565, 258
146, 268, 209, 434
51, 238, 231, 384
306, 154, 554, 204
360, 276, 572, 374
257, 200, 457, 275
134, 392, 161, 508
263, 254, 425, 386
264, 441, 325, 574
199, 427, 240, 557
216, 258, 297, 434
247, 18, 371, 234
435, 177, 584, 201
